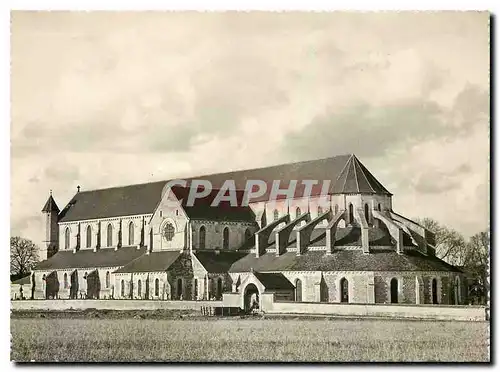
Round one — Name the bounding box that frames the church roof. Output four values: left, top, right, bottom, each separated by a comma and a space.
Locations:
170, 186, 256, 222
331, 155, 392, 195
42, 194, 60, 213
194, 251, 248, 273
253, 272, 295, 290
229, 249, 461, 273
58, 181, 167, 223
57, 154, 391, 222
34, 246, 147, 271
113, 251, 181, 273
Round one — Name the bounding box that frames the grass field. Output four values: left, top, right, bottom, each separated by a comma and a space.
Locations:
11, 312, 490, 362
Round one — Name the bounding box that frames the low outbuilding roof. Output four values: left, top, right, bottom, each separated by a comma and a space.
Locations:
34, 246, 147, 271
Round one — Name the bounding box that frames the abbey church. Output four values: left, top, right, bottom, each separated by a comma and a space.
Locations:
32, 154, 464, 308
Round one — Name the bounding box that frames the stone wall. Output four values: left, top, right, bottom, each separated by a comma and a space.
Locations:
11, 299, 222, 312
262, 300, 487, 321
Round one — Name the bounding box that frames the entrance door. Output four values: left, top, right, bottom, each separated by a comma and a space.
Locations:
244, 284, 259, 313
390, 278, 398, 303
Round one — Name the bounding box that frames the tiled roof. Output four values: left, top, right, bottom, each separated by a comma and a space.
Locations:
56, 154, 391, 222
113, 251, 181, 273
171, 186, 256, 222
11, 275, 31, 285
265, 226, 413, 249
58, 181, 167, 222
194, 251, 248, 273
42, 194, 60, 213
34, 246, 147, 271
253, 272, 295, 290
229, 249, 461, 273
332, 155, 392, 195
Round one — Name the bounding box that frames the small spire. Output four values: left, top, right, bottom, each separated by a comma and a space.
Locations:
77, 185, 80, 193
49, 189, 52, 196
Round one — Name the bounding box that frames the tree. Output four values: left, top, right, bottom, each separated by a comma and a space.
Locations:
10, 236, 39, 278
415, 217, 467, 265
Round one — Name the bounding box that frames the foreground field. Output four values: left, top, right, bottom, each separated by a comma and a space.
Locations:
11, 314, 490, 362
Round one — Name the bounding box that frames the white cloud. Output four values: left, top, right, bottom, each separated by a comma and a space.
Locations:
10, 11, 489, 250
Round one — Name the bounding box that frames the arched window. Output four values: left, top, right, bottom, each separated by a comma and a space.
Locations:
177, 278, 183, 299
348, 204, 354, 224
121, 280, 125, 297
378, 203, 381, 211
317, 206, 323, 215
334, 204, 339, 215
295, 279, 302, 302
137, 280, 142, 298
432, 278, 438, 304
223, 227, 229, 250
63, 273, 68, 289
340, 278, 349, 303
364, 203, 370, 224
65, 227, 70, 249
128, 222, 135, 246
86, 226, 92, 248
107, 224, 113, 246
245, 228, 252, 241
194, 279, 198, 300
390, 278, 398, 303
199, 226, 206, 249
155, 278, 159, 297
296, 207, 301, 218
273, 209, 279, 221
217, 277, 223, 299
105, 271, 110, 288
162, 222, 175, 241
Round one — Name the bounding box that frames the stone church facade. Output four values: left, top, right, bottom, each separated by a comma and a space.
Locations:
32, 154, 465, 308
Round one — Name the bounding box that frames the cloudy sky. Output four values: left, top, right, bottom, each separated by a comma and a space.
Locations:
11, 11, 489, 254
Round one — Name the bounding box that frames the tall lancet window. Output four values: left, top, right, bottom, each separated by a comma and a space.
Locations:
199, 226, 206, 249
86, 226, 92, 248
65, 227, 70, 250
107, 224, 113, 247
128, 222, 135, 246
223, 227, 229, 250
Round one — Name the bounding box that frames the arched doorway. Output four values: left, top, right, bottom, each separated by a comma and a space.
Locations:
340, 278, 349, 303
244, 283, 259, 313
432, 278, 438, 304
364, 203, 370, 224
295, 279, 302, 302
348, 204, 354, 225
390, 278, 398, 303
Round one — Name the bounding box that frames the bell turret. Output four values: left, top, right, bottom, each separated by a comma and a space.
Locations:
42, 190, 60, 259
